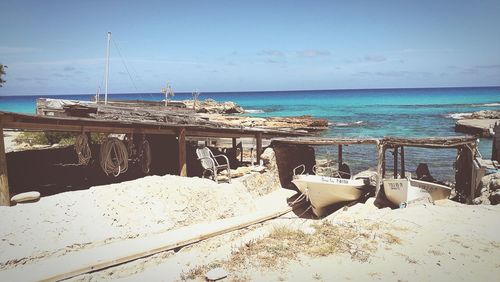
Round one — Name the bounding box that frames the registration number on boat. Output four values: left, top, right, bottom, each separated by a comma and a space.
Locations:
322, 177, 349, 184
388, 182, 404, 190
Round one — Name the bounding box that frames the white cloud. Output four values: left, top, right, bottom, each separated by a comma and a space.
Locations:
0, 46, 40, 54
296, 49, 331, 58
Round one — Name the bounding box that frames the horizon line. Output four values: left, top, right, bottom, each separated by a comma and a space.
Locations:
1, 85, 500, 97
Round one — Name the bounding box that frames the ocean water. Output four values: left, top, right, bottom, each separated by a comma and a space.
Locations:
1, 87, 499, 180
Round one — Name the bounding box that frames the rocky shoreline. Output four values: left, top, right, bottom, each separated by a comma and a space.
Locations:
454, 110, 500, 137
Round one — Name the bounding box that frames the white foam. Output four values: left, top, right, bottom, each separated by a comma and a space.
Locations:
482, 103, 500, 107
332, 121, 364, 127
245, 109, 265, 114
447, 112, 472, 119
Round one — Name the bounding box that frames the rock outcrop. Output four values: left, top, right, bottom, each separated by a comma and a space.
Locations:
206, 114, 329, 132
454, 110, 499, 137
183, 99, 245, 114
474, 171, 500, 205
470, 110, 500, 119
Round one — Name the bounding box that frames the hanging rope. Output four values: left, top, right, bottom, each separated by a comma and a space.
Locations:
138, 139, 152, 174
75, 134, 92, 165
100, 137, 129, 177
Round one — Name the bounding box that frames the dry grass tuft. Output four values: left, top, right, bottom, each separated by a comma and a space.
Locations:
179, 261, 222, 281
180, 220, 404, 280
383, 232, 402, 245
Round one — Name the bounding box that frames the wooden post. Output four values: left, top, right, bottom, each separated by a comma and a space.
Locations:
469, 143, 478, 203
0, 126, 10, 206
232, 137, 237, 149
178, 128, 187, 177
493, 122, 500, 162
338, 144, 343, 169
393, 146, 398, 178
375, 142, 384, 195
400, 146, 405, 178
382, 147, 386, 178
256, 132, 262, 165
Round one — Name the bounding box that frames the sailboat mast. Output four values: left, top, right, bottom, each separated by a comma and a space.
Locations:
104, 31, 111, 105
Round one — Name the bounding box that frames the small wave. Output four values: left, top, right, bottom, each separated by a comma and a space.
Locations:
481, 103, 500, 107
245, 109, 265, 114
331, 121, 365, 127
446, 112, 472, 119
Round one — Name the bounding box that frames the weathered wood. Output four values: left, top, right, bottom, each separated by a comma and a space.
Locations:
382, 148, 386, 178
0, 126, 10, 206
471, 158, 486, 202
338, 144, 343, 169
0, 111, 305, 139
178, 128, 187, 177
400, 146, 405, 178
0, 204, 295, 282
393, 147, 398, 178
455, 146, 474, 203
3, 121, 177, 135
382, 136, 478, 149
376, 142, 384, 194
256, 132, 263, 164
272, 137, 379, 146
493, 122, 500, 162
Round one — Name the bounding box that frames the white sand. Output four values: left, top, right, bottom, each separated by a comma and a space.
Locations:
86, 198, 500, 282
1, 173, 499, 281
0, 175, 260, 270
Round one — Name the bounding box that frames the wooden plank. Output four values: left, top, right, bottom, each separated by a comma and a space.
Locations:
382, 136, 477, 149
400, 146, 405, 178
376, 142, 384, 194
256, 132, 263, 164
186, 130, 254, 139
272, 137, 379, 146
178, 128, 187, 177
0, 126, 10, 206
2, 121, 177, 135
493, 122, 500, 162
0, 205, 294, 281
338, 144, 343, 169
0, 111, 306, 140
382, 147, 386, 178
393, 147, 398, 178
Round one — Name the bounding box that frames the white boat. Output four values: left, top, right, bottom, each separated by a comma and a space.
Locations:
292, 174, 367, 217
383, 178, 451, 206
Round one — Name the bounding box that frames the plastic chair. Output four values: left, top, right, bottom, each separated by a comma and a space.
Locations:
196, 146, 231, 183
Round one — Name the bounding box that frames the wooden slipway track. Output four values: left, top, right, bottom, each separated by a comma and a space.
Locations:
0, 204, 295, 281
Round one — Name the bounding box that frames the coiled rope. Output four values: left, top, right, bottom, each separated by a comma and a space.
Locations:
75, 134, 91, 165
100, 137, 128, 177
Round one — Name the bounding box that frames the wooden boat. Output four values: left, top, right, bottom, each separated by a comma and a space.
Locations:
292, 174, 367, 217
383, 178, 451, 206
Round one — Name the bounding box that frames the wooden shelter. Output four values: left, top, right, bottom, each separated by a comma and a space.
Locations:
271, 136, 480, 203
380, 136, 479, 203
271, 137, 380, 190
0, 111, 306, 206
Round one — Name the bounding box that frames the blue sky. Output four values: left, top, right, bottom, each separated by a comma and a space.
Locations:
1, 0, 499, 95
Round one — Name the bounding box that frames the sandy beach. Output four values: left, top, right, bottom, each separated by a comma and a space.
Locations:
0, 170, 499, 281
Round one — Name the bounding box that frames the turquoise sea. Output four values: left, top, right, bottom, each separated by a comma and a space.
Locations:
1, 87, 499, 180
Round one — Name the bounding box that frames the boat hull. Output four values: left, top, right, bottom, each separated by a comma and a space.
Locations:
292, 175, 366, 216
383, 178, 451, 206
